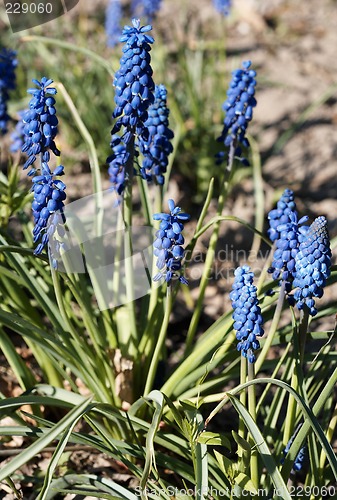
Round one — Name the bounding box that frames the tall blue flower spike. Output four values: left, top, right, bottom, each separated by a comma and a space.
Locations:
132, 0, 163, 22
268, 189, 309, 294
140, 84, 174, 185
105, 0, 122, 48
230, 266, 264, 364
213, 0, 232, 16
217, 61, 257, 166
153, 199, 190, 285
0, 48, 17, 135
293, 216, 331, 316
21, 78, 66, 258
108, 18, 155, 196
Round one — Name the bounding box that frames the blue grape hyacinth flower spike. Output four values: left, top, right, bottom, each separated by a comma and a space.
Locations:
0, 48, 17, 135
217, 60, 257, 166
140, 84, 174, 185
213, 0, 232, 16
132, 0, 163, 22
111, 18, 155, 143
153, 199, 190, 285
10, 109, 28, 153
21, 78, 66, 258
267, 189, 309, 295
31, 163, 66, 256
105, 0, 122, 47
293, 216, 331, 316
281, 426, 307, 472
230, 266, 264, 363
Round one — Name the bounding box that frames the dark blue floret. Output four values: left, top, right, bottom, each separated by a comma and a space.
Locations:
105, 0, 122, 47
281, 428, 307, 472
153, 199, 190, 285
111, 18, 155, 142
132, 0, 163, 21
107, 135, 129, 196
230, 266, 264, 363
217, 60, 257, 165
108, 18, 155, 197
213, 0, 232, 16
31, 163, 66, 255
0, 48, 17, 135
139, 84, 174, 185
10, 110, 27, 153
293, 216, 331, 316
22, 77, 60, 172
267, 189, 309, 294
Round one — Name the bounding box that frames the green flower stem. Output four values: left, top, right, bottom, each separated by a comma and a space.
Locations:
123, 136, 138, 354
283, 309, 309, 446
255, 281, 286, 374
248, 362, 259, 489
238, 357, 247, 438
184, 142, 236, 354
319, 401, 337, 470
144, 286, 173, 396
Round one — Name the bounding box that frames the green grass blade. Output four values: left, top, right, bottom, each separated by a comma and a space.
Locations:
140, 390, 164, 493
0, 396, 93, 481
227, 394, 291, 499
37, 419, 82, 500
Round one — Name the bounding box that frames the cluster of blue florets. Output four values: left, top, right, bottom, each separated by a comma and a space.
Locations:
281, 427, 307, 472
111, 19, 155, 143
140, 84, 174, 185
132, 0, 163, 21
0, 48, 17, 135
268, 189, 309, 293
153, 199, 190, 285
105, 0, 122, 47
217, 60, 257, 165
293, 216, 331, 316
230, 266, 264, 363
20, 78, 66, 257
213, 0, 232, 16
22, 77, 60, 172
268, 190, 331, 315
107, 135, 129, 196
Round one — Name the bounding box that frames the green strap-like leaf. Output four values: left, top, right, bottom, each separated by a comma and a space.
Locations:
228, 394, 291, 500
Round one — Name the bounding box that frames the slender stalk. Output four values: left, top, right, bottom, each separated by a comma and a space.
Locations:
283, 309, 309, 446
144, 286, 172, 396
185, 142, 236, 353
239, 356, 247, 438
